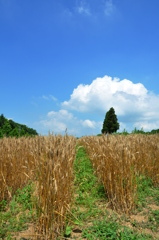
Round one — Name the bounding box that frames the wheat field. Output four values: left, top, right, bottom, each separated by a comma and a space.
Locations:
79, 134, 159, 214
0, 134, 76, 239
1, 134, 159, 238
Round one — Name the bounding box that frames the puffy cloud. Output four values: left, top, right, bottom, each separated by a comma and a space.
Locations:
82, 119, 96, 128
39, 109, 99, 136
38, 75, 159, 136
62, 75, 159, 132
62, 76, 148, 114
43, 110, 74, 131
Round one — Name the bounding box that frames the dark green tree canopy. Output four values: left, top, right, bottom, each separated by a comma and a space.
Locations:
0, 114, 38, 138
101, 107, 120, 134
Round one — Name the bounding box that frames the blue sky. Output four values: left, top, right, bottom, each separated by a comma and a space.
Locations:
1, 0, 159, 136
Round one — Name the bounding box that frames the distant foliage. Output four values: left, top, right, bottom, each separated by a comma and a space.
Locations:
113, 128, 159, 135
149, 128, 159, 134
101, 107, 119, 134
0, 114, 38, 138
131, 127, 145, 134
131, 127, 159, 135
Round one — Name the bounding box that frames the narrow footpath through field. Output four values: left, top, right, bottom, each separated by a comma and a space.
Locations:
65, 145, 108, 239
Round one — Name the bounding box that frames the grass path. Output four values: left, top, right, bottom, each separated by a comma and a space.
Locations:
64, 146, 107, 239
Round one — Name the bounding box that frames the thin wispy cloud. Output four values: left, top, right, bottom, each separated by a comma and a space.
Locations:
61, 8, 73, 18
76, 0, 91, 16
104, 0, 116, 16
42, 95, 57, 101
60, 0, 118, 21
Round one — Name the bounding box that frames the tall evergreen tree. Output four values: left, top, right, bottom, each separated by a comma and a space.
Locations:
101, 107, 119, 134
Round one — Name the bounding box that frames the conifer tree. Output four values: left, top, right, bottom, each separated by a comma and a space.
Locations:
101, 107, 119, 134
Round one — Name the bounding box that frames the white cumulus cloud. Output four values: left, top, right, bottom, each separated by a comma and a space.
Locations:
62, 75, 159, 132
38, 109, 99, 136
38, 75, 159, 136
62, 76, 148, 114
82, 119, 96, 128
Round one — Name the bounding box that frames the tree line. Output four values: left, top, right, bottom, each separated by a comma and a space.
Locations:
0, 114, 38, 138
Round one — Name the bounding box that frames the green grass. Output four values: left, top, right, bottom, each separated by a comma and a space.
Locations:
82, 218, 153, 240
63, 145, 107, 238
137, 176, 154, 208
147, 209, 159, 231
72, 146, 106, 218
136, 175, 159, 210
0, 183, 37, 239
